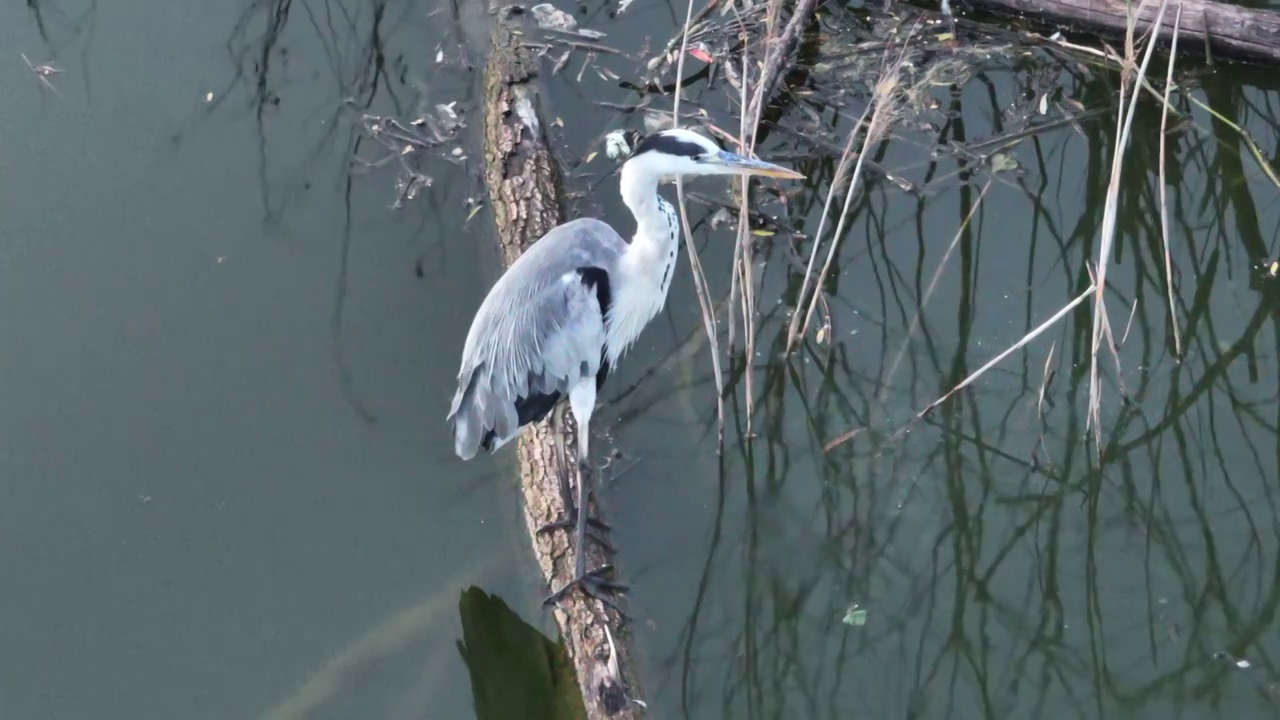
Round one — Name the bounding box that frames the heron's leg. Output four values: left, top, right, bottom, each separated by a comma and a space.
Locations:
548, 408, 575, 521
536, 406, 611, 549
545, 381, 628, 612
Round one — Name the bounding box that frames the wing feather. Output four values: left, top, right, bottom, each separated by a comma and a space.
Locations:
448, 218, 625, 459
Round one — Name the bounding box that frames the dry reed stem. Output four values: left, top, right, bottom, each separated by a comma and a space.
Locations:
784, 105, 870, 354
878, 180, 993, 405
734, 46, 757, 436
914, 283, 1096, 420
789, 63, 905, 351
829, 277, 1094, 454
727, 0, 783, 437
1037, 341, 1056, 420
1120, 298, 1139, 346
1055, 31, 1280, 193
1086, 261, 1129, 397
1088, 0, 1169, 448
672, 0, 727, 447
729, 0, 814, 435
1159, 5, 1184, 357
783, 30, 917, 354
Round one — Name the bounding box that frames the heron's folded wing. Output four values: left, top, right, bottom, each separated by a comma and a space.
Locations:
448, 266, 607, 458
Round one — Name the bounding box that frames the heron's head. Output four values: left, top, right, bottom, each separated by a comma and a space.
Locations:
624, 128, 805, 183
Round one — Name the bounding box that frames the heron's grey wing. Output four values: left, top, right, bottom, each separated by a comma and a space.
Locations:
448, 218, 624, 460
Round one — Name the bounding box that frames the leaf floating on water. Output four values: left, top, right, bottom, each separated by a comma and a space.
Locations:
466, 204, 483, 224
752, 229, 775, 237
842, 604, 867, 626
586, 151, 598, 164
689, 46, 715, 64
991, 153, 1018, 173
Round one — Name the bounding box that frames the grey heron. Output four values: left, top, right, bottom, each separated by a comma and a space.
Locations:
447, 127, 804, 606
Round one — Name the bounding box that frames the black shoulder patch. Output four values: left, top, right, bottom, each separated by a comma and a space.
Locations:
631, 132, 707, 159
577, 266, 613, 389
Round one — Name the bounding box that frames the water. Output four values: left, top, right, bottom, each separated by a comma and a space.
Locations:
1, 0, 1279, 718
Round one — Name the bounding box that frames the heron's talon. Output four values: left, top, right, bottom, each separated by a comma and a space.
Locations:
544, 565, 628, 615
536, 519, 614, 553
536, 515, 611, 535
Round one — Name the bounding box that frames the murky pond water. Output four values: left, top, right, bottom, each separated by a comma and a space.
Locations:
1, 0, 1279, 718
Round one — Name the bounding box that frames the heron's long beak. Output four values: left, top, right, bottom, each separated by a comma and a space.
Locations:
708, 150, 806, 179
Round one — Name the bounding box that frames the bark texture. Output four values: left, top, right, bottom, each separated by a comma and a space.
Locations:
481, 6, 644, 718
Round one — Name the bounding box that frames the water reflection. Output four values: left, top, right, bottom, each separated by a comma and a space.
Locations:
649, 12, 1280, 718
4, 0, 1280, 717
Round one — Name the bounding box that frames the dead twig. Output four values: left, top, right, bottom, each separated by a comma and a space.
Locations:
1158, 6, 1184, 357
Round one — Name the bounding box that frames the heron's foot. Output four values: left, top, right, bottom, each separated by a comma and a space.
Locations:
537, 515, 614, 553
544, 564, 629, 615
535, 471, 613, 552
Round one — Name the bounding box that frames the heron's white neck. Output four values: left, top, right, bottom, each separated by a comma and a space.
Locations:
606, 160, 681, 364
619, 162, 678, 258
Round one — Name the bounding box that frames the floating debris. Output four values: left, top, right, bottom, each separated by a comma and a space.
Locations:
842, 603, 868, 626
1214, 651, 1254, 670
435, 102, 463, 133
688, 44, 715, 64
350, 78, 470, 207
531, 3, 574, 31
21, 52, 65, 98
991, 153, 1019, 173
392, 173, 431, 210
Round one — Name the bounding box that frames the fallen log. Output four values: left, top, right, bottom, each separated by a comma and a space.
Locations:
481, 5, 644, 718
964, 0, 1280, 63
